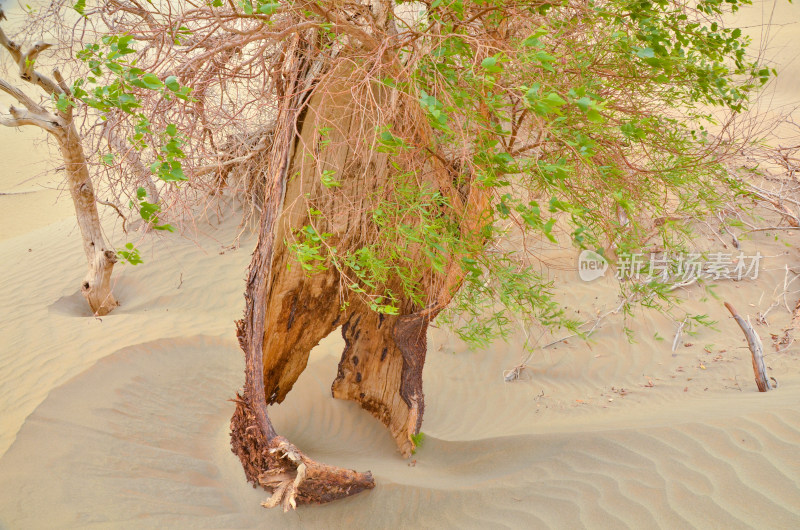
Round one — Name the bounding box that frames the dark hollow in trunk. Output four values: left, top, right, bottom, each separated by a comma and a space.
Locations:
229, 44, 471, 507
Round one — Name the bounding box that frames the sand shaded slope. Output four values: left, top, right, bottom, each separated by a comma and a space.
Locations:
1, 311, 799, 528
2, 201, 800, 528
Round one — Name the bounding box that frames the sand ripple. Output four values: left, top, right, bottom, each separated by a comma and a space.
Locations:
2, 331, 799, 528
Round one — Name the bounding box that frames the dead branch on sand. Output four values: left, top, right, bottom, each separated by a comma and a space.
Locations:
724, 302, 775, 392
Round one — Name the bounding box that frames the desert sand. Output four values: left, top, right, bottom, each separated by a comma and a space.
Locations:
1, 1, 800, 528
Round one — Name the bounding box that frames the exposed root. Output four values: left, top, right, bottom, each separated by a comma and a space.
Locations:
230, 395, 374, 511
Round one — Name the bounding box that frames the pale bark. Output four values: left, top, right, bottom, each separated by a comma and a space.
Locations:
0, 12, 117, 315
725, 302, 773, 392
60, 123, 119, 315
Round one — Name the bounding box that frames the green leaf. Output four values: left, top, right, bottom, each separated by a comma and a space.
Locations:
544, 92, 565, 106
636, 47, 655, 59
410, 432, 425, 454
575, 97, 592, 112
54, 93, 73, 113
73, 0, 86, 15
140, 73, 163, 90
165, 165, 187, 182
320, 169, 341, 188
164, 75, 181, 92
139, 201, 160, 221
481, 56, 502, 73
258, 2, 280, 14
116, 93, 140, 113
586, 108, 603, 123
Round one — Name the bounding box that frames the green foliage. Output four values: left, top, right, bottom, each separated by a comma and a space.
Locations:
117, 242, 142, 265
410, 432, 425, 454
287, 225, 329, 272
130, 187, 174, 232
68, 32, 193, 227
150, 123, 188, 182
320, 169, 341, 188
71, 35, 192, 186
286, 0, 769, 349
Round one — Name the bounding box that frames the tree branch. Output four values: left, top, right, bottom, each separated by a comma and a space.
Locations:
0, 105, 60, 133
0, 78, 44, 112
0, 10, 64, 98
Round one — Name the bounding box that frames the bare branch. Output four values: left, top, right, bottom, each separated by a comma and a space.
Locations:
16, 41, 63, 97
0, 12, 22, 64
0, 105, 60, 133
52, 68, 72, 96
0, 78, 44, 112
0, 10, 63, 98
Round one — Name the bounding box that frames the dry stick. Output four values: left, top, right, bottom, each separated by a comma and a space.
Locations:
95, 198, 128, 233
779, 287, 800, 349
717, 212, 741, 249
746, 184, 800, 227
759, 265, 800, 325
672, 316, 689, 352
724, 302, 773, 392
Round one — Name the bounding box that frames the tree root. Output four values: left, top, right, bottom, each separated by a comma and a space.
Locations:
230, 395, 374, 511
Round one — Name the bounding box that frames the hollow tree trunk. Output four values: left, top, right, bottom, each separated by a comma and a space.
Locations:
230, 39, 376, 509
230, 11, 481, 504
229, 39, 451, 508
250, 67, 439, 443
57, 124, 118, 316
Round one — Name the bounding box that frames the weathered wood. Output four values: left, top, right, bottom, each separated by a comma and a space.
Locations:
58, 122, 119, 315
231, 36, 375, 509
331, 307, 430, 457
0, 12, 117, 316
270, 63, 453, 456
725, 302, 771, 392
232, 11, 487, 501
230, 396, 374, 512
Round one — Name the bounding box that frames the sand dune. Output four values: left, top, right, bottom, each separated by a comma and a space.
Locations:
2, 1, 800, 528
1, 198, 800, 527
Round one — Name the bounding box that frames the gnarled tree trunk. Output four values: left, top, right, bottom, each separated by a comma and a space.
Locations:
59, 123, 118, 315
229, 36, 455, 507
229, 3, 486, 507
230, 39, 378, 509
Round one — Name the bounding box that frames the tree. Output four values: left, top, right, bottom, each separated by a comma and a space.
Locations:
0, 9, 117, 315
21, 0, 770, 509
